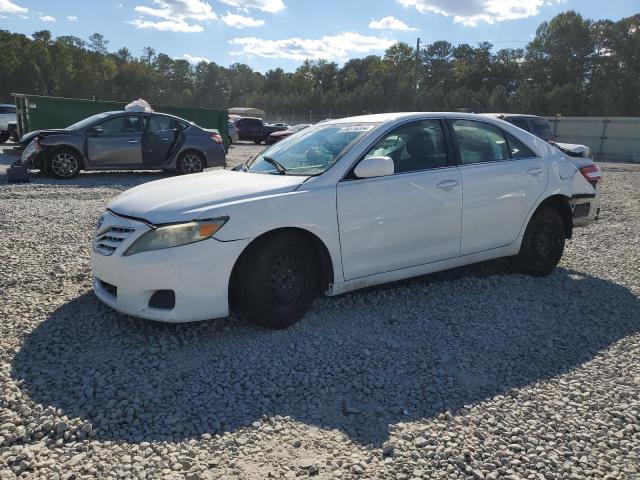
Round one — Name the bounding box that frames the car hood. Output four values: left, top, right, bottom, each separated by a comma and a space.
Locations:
19, 129, 70, 146
108, 169, 307, 225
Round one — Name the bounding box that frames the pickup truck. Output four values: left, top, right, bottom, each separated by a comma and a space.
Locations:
0, 103, 17, 143
233, 117, 288, 144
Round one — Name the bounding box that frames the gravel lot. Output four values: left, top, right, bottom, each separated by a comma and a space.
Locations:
1, 143, 639, 479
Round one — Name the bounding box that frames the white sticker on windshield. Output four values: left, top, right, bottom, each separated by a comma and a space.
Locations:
338, 125, 375, 133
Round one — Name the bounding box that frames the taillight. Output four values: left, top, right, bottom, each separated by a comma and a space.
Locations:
210, 133, 223, 144
579, 164, 602, 184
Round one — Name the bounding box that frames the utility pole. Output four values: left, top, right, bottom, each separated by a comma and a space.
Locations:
413, 37, 421, 111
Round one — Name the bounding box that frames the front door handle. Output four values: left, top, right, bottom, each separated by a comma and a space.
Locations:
437, 179, 459, 190
527, 167, 544, 176
161, 138, 170, 143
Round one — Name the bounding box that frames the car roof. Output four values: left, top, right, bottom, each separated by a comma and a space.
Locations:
483, 113, 542, 119
324, 112, 522, 125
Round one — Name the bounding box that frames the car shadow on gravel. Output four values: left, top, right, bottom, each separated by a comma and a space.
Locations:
11, 267, 640, 446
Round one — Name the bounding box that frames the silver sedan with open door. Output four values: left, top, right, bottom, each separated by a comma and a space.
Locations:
20, 111, 226, 179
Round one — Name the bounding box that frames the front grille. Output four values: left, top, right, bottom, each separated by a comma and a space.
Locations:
94, 226, 136, 256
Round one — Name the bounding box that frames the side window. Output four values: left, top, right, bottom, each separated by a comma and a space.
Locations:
506, 132, 537, 159
510, 118, 530, 132
452, 120, 509, 165
147, 116, 173, 132
364, 120, 448, 173
98, 115, 141, 134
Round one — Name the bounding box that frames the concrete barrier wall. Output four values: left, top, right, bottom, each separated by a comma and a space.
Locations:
545, 117, 640, 162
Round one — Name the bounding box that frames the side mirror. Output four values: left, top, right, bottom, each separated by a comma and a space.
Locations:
354, 156, 394, 179
89, 125, 103, 135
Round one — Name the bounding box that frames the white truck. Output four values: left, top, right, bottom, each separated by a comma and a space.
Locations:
0, 103, 18, 143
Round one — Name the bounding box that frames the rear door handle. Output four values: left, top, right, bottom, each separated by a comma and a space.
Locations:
161, 138, 170, 143
437, 179, 459, 190
128, 139, 139, 144
528, 167, 544, 176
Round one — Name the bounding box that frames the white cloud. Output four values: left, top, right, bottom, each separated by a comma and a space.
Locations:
40, 15, 56, 22
221, 12, 265, 28
230, 32, 394, 61
219, 0, 284, 13
183, 53, 211, 63
0, 0, 27, 14
67, 15, 78, 22
369, 15, 417, 31
131, 0, 216, 31
129, 18, 204, 32
399, 0, 563, 26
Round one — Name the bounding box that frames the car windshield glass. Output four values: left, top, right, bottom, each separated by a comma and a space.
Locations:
246, 122, 378, 176
66, 113, 111, 130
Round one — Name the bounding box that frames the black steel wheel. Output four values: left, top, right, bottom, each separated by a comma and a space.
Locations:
514, 208, 565, 276
232, 232, 319, 329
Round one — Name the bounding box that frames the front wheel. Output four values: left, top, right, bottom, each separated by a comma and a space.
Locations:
48, 148, 81, 179
232, 233, 319, 329
514, 208, 565, 276
176, 151, 205, 175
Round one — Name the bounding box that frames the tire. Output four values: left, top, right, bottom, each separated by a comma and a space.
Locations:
176, 150, 205, 175
0, 132, 8, 144
48, 148, 81, 179
514, 208, 566, 276
232, 232, 319, 329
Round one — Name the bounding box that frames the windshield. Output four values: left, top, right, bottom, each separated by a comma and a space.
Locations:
66, 113, 111, 130
246, 122, 378, 176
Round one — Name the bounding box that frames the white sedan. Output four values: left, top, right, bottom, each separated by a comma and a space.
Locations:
91, 113, 601, 329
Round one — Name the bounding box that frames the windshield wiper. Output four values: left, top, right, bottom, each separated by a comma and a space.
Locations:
262, 156, 287, 175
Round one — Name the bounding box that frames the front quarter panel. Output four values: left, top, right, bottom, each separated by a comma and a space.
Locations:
203, 182, 344, 284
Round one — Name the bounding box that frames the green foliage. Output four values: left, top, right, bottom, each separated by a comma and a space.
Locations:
1, 11, 638, 116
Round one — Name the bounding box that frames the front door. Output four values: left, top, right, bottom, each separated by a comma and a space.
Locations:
337, 119, 462, 280
142, 115, 179, 166
450, 119, 548, 255
86, 114, 142, 166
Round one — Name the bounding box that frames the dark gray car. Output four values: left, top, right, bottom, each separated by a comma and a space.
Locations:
20, 111, 226, 179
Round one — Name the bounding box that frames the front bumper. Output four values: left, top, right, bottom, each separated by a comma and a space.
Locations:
91, 211, 250, 323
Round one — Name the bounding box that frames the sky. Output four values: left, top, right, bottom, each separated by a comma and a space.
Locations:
0, 0, 638, 72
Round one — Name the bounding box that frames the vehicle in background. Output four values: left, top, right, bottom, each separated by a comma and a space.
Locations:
266, 124, 312, 144
227, 120, 239, 145
8, 122, 19, 142
263, 123, 289, 142
0, 103, 17, 143
233, 117, 288, 144
92, 112, 600, 329
486, 113, 595, 163
233, 117, 264, 144
20, 111, 225, 179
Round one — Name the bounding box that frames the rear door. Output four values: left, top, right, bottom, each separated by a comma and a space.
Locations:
86, 114, 142, 166
450, 119, 548, 255
142, 115, 180, 166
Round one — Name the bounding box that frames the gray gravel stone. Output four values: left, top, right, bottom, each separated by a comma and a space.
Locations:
1, 146, 639, 478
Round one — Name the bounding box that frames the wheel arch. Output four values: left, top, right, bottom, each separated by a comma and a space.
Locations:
228, 227, 335, 308
531, 194, 573, 240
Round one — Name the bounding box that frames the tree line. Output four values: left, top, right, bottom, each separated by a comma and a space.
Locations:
0, 11, 638, 117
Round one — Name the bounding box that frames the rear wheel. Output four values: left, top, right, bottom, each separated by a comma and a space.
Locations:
514, 208, 565, 276
48, 148, 81, 179
0, 132, 9, 144
176, 151, 205, 175
232, 232, 319, 329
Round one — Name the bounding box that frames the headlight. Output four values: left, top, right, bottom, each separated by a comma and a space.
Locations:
124, 217, 228, 256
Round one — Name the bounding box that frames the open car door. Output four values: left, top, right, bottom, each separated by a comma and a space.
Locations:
142, 115, 183, 166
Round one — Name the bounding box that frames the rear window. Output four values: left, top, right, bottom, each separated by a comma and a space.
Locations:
530, 117, 553, 137
509, 118, 530, 132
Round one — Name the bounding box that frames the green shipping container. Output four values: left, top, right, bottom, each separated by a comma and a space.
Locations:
13, 94, 228, 142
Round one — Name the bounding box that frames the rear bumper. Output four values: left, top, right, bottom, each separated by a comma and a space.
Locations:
571, 185, 601, 227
